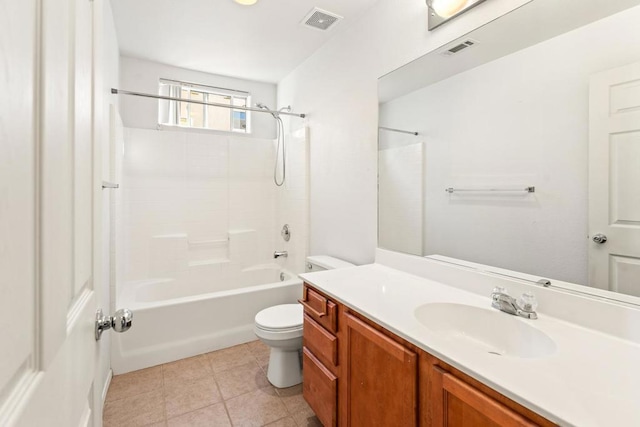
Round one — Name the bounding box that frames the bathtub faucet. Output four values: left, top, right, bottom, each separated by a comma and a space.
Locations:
274, 251, 288, 259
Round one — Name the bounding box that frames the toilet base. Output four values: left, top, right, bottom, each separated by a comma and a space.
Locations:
267, 347, 302, 388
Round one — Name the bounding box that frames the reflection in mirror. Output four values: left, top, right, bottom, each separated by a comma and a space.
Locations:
378, 0, 640, 302
426, 0, 488, 31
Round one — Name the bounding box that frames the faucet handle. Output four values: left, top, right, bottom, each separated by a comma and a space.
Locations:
518, 292, 538, 312
491, 286, 508, 296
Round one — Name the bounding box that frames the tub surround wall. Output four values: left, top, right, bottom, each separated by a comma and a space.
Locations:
273, 127, 310, 275
378, 139, 424, 256
122, 128, 278, 288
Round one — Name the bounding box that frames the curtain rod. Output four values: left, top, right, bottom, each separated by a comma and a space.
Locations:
378, 126, 419, 136
111, 88, 307, 119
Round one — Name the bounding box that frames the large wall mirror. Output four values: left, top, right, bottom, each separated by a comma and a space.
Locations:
378, 0, 640, 303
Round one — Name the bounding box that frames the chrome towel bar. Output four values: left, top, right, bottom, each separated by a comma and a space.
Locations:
445, 186, 535, 194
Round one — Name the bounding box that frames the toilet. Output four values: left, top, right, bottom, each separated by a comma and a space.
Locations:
254, 255, 355, 388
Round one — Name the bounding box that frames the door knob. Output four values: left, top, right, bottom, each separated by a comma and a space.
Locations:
592, 234, 608, 244
95, 308, 133, 341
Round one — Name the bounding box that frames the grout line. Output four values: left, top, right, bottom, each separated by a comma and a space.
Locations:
160, 364, 169, 424
210, 363, 234, 426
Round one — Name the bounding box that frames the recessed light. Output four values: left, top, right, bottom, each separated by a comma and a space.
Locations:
234, 0, 258, 5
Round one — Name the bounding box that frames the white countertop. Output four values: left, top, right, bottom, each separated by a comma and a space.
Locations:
300, 263, 640, 427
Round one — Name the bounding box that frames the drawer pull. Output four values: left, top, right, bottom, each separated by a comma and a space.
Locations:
298, 298, 327, 318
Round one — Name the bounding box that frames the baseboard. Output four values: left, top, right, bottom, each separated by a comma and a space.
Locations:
101, 369, 113, 404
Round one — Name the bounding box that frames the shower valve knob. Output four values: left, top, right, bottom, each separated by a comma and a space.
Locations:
95, 308, 133, 341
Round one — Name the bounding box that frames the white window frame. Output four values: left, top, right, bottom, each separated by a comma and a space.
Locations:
158, 78, 252, 134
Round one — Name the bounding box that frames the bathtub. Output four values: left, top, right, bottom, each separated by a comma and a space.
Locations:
111, 264, 302, 374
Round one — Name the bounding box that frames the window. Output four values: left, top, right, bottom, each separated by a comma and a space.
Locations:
158, 79, 251, 133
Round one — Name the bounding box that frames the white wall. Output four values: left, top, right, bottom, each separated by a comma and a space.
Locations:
379, 6, 640, 285
119, 57, 277, 139
277, 0, 532, 265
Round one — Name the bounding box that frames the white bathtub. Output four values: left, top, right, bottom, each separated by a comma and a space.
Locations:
111, 264, 302, 374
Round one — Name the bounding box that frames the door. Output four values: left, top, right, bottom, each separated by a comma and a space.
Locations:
589, 61, 640, 296
0, 0, 104, 425
344, 314, 417, 427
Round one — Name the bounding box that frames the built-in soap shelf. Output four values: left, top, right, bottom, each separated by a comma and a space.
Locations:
150, 228, 260, 277
188, 238, 229, 248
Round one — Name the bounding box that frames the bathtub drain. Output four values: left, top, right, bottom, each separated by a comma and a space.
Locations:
280, 272, 285, 282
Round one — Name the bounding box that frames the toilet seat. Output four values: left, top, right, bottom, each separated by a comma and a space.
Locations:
255, 304, 303, 332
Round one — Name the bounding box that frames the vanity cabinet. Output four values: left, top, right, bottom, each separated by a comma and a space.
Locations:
301, 283, 556, 427
300, 286, 341, 427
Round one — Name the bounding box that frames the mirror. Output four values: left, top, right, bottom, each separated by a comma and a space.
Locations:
378, 0, 640, 303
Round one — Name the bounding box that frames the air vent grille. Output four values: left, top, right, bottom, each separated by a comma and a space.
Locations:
302, 8, 342, 31
440, 39, 479, 56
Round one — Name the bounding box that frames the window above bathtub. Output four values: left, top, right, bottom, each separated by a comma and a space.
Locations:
158, 79, 251, 133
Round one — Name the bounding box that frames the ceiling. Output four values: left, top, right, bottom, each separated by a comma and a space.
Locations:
110, 0, 378, 83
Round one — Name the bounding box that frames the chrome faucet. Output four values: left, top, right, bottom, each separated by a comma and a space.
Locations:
490, 287, 538, 320
274, 251, 288, 259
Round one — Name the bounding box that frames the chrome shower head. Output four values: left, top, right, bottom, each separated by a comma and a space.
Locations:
256, 102, 269, 110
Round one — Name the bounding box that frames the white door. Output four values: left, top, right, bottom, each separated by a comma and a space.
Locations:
0, 0, 105, 425
589, 61, 640, 297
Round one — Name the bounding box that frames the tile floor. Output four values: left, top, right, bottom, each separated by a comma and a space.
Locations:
103, 341, 321, 427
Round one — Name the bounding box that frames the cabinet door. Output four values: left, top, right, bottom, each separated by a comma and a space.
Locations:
345, 314, 417, 426
430, 366, 537, 427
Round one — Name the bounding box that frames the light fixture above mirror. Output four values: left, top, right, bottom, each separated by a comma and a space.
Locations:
426, 0, 488, 30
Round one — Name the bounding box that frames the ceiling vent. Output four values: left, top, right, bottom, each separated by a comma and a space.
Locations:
302, 8, 343, 31
439, 39, 479, 57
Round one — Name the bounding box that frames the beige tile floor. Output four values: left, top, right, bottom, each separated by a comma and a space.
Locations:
104, 341, 321, 427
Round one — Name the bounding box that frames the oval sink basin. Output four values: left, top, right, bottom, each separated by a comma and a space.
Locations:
414, 303, 556, 359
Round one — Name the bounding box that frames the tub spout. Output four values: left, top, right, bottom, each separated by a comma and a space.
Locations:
274, 251, 288, 259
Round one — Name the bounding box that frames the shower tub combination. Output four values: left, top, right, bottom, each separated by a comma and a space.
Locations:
111, 264, 302, 374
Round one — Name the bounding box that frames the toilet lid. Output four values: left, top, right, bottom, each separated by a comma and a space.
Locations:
255, 304, 303, 331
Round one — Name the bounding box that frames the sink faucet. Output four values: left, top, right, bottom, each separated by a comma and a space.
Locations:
491, 287, 538, 320
274, 251, 288, 259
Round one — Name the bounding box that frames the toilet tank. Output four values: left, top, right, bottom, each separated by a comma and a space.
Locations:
305, 255, 355, 272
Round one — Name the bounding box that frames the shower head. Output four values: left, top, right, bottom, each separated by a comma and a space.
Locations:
256, 102, 280, 119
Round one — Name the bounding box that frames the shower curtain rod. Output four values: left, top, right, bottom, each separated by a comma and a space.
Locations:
378, 126, 419, 136
111, 88, 307, 119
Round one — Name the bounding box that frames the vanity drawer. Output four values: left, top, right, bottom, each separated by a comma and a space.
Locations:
303, 314, 338, 370
303, 347, 337, 427
299, 284, 338, 333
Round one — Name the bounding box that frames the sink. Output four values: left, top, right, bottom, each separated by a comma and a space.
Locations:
414, 303, 556, 358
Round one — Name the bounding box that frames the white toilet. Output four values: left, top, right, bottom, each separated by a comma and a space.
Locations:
254, 255, 355, 388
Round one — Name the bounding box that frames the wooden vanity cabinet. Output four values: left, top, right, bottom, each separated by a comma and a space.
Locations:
301, 283, 554, 427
